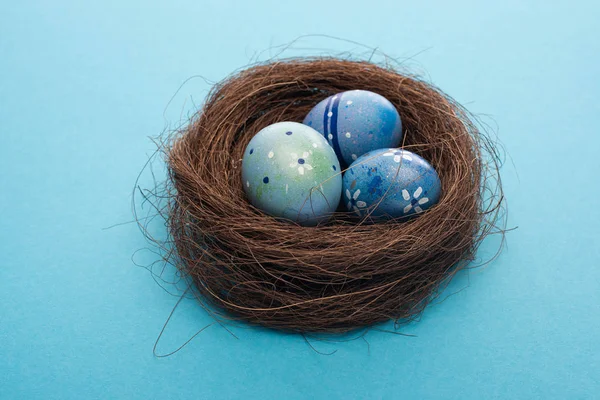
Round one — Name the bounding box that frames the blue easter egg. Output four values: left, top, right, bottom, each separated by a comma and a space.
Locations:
303, 90, 403, 167
342, 148, 441, 219
242, 121, 342, 226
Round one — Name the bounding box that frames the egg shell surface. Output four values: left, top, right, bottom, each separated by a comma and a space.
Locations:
242, 121, 342, 226
303, 90, 403, 167
342, 148, 441, 219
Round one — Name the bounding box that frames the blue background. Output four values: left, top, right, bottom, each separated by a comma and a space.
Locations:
1, 1, 599, 399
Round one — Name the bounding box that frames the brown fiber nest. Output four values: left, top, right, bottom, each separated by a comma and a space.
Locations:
163, 58, 504, 333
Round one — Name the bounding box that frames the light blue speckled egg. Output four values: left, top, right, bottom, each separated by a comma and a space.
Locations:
303, 90, 403, 167
342, 148, 441, 219
242, 121, 342, 226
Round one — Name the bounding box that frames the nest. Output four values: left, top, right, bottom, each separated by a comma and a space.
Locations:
165, 58, 503, 333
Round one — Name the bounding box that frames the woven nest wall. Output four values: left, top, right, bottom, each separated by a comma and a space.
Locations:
162, 58, 504, 333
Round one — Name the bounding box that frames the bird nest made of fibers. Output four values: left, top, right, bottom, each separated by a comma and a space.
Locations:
163, 58, 504, 333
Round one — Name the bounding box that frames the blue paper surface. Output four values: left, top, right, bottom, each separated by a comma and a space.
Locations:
1, 1, 599, 399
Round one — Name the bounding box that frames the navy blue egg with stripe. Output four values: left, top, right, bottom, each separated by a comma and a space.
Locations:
302, 90, 403, 167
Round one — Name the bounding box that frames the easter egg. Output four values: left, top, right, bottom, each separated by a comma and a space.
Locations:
302, 90, 403, 167
342, 148, 441, 219
242, 121, 342, 226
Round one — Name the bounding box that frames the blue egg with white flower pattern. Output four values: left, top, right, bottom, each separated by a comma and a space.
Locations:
303, 90, 403, 167
342, 148, 441, 219
242, 121, 342, 226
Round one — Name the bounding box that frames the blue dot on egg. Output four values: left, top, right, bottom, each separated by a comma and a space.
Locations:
263, 176, 269, 184
286, 131, 293, 135
249, 148, 254, 154
298, 158, 305, 164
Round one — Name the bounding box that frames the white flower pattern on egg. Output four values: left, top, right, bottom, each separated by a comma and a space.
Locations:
289, 152, 313, 175
341, 148, 441, 220
402, 186, 429, 214
346, 189, 367, 216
